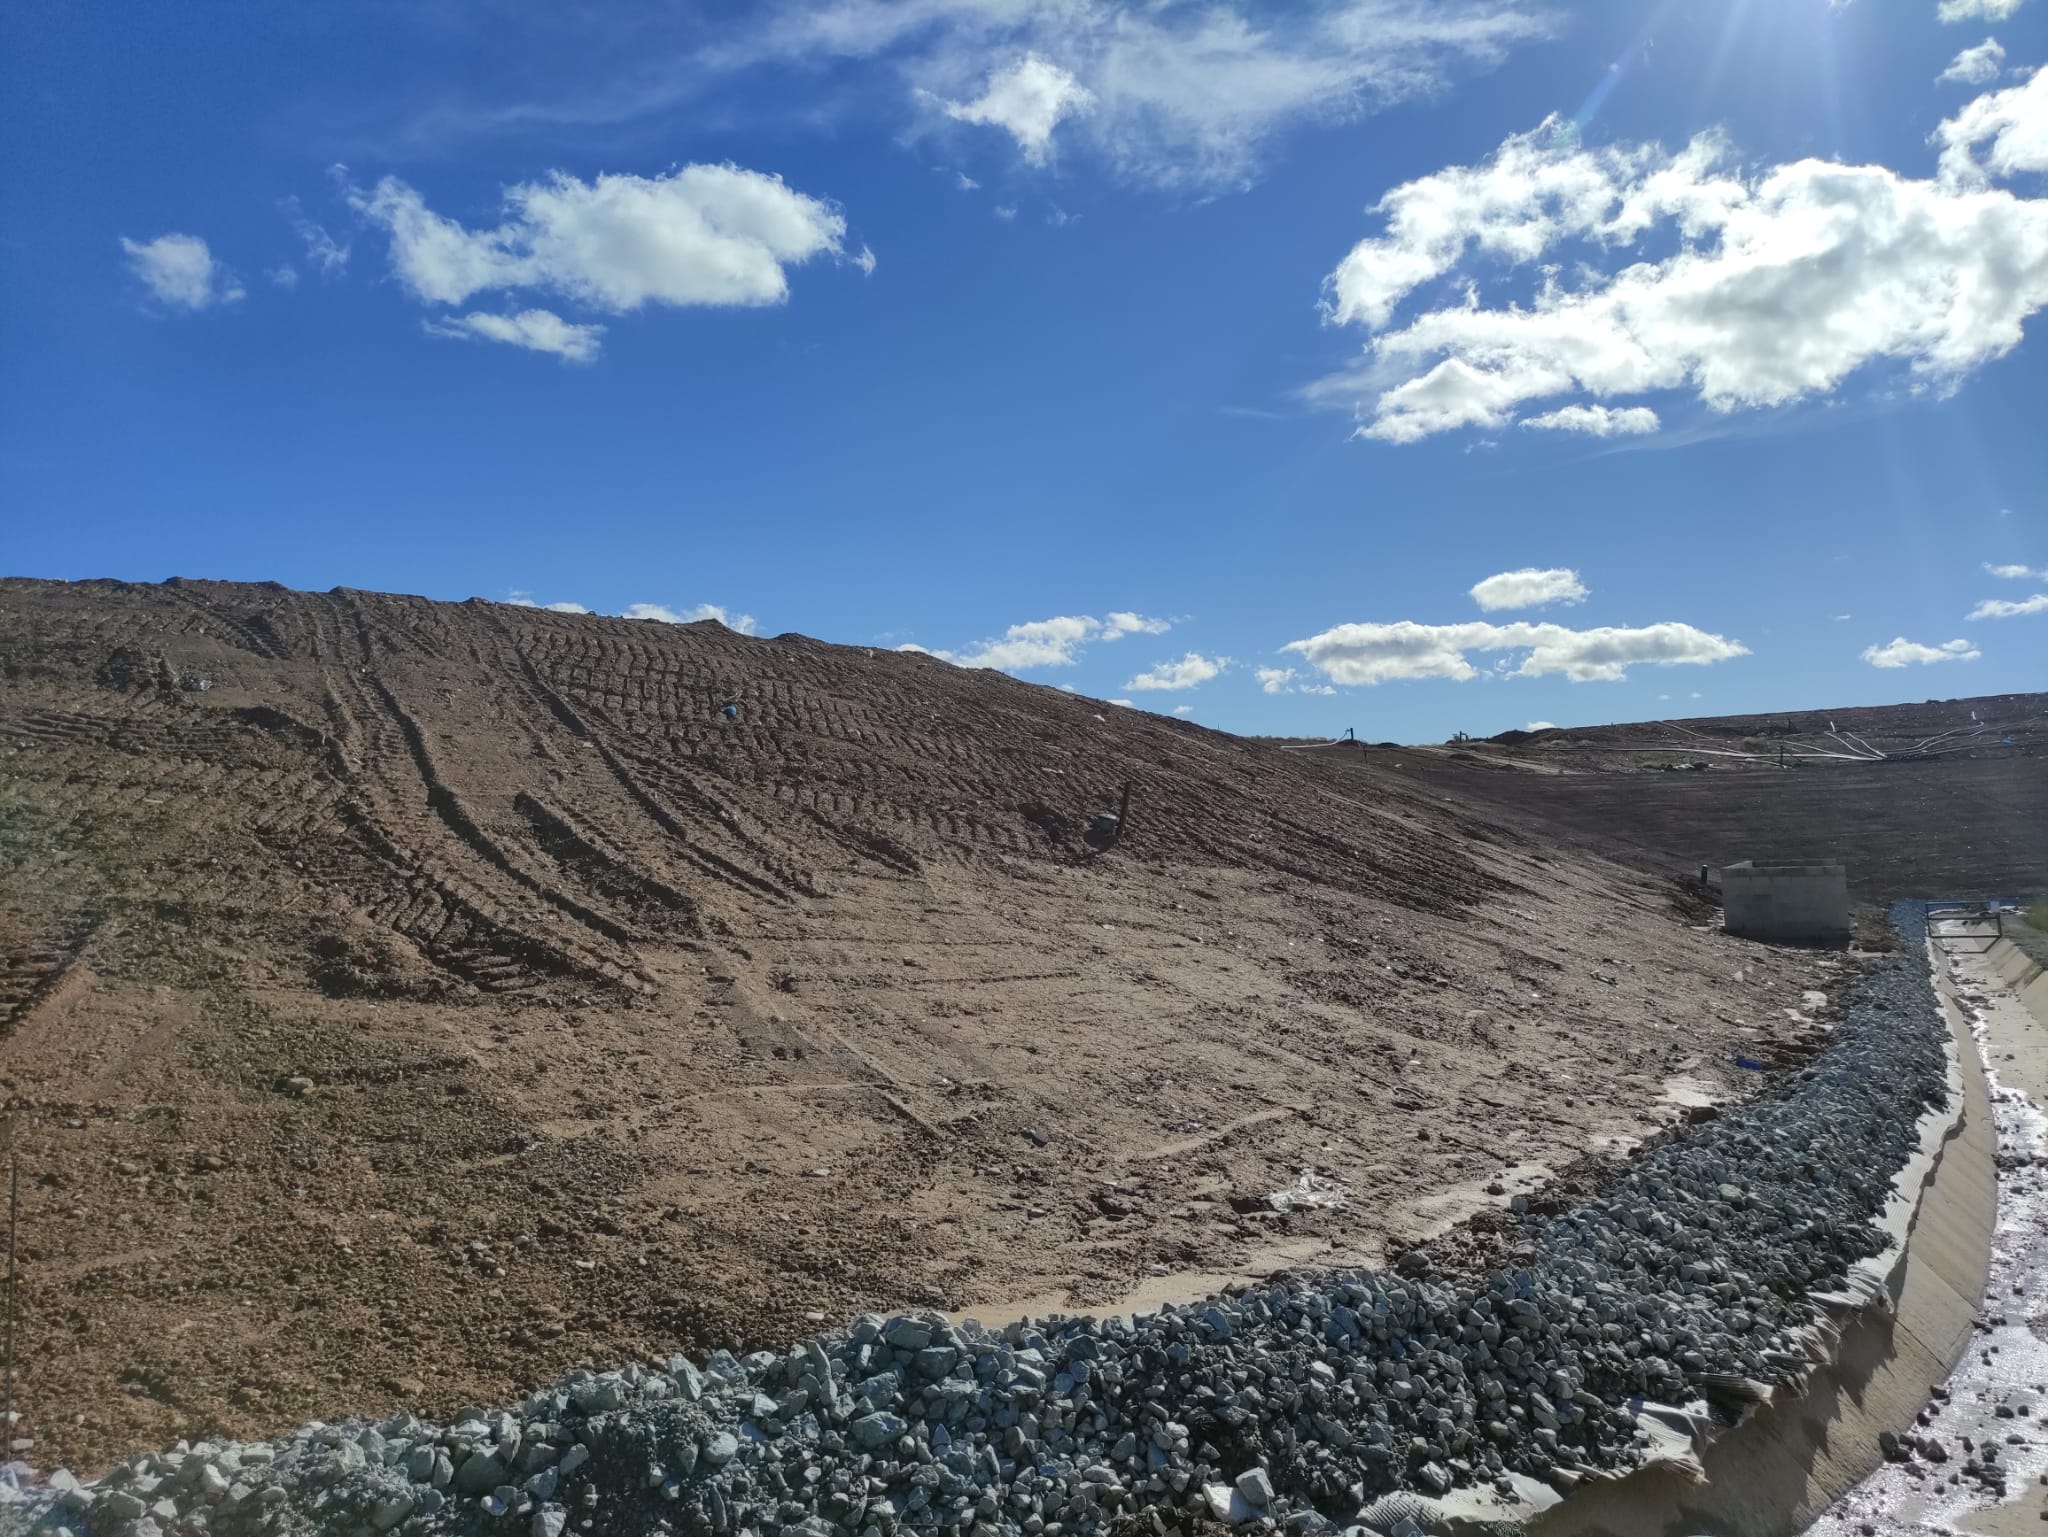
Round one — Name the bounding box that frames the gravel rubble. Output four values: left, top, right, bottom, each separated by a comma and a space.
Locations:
2, 906, 1950, 1537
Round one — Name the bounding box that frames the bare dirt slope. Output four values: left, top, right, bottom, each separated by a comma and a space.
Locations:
1292, 696, 2047, 904
1485, 693, 2048, 770
0, 578, 1842, 1469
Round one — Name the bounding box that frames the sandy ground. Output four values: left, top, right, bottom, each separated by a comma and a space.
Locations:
0, 579, 1863, 1470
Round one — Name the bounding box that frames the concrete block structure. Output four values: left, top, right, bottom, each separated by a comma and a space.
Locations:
1721, 860, 1851, 944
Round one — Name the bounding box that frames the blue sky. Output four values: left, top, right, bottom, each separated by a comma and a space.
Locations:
3, 0, 2044, 742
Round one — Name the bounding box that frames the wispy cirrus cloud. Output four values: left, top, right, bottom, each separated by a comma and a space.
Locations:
426, 308, 605, 362
285, 195, 351, 276
385, 2, 1552, 195
894, 1, 1553, 190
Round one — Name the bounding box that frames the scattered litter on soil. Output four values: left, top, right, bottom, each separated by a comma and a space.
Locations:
1265, 1172, 1348, 1214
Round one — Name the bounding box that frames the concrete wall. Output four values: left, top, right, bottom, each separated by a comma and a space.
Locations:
1721, 861, 1850, 944
1986, 937, 2048, 1028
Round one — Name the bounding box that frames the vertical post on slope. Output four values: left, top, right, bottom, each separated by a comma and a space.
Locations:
3, 1136, 15, 1454
1116, 781, 1132, 844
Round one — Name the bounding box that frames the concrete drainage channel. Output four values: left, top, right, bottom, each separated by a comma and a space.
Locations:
1802, 914, 2048, 1534
0, 904, 1995, 1537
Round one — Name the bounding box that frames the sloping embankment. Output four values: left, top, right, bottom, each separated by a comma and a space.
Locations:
7, 907, 1975, 1537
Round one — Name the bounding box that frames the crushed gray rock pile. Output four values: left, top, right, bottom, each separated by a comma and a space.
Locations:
3, 907, 1947, 1537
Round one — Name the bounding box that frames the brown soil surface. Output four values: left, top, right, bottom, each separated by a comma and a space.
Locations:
1282, 695, 2048, 903
0, 577, 1859, 1469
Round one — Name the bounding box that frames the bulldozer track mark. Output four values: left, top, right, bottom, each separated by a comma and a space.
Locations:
305, 648, 627, 991
798, 807, 924, 877
329, 796, 603, 991
360, 674, 646, 956
491, 637, 813, 906
157, 581, 286, 661
1128, 1106, 1301, 1164
582, 736, 801, 906
0, 921, 95, 1039
513, 791, 704, 938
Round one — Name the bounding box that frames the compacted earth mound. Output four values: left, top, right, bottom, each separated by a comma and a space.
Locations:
0, 578, 1835, 1469
1286, 695, 2048, 904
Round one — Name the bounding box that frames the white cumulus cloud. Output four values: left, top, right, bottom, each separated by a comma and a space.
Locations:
1255, 665, 1336, 697
346, 163, 854, 333
939, 55, 1094, 164
1862, 635, 1981, 666
1283, 619, 1747, 685
1939, 0, 2027, 21
506, 592, 593, 614
120, 233, 244, 310
1969, 592, 2048, 617
1316, 74, 2048, 442
1102, 611, 1173, 640
1468, 567, 1589, 611
910, 610, 1180, 672
426, 308, 606, 362
1525, 720, 1557, 730
1520, 404, 1660, 436
1938, 65, 2048, 181
1125, 652, 1227, 691
623, 602, 760, 634
1985, 561, 2046, 578
935, 615, 1100, 670
1940, 38, 2007, 87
